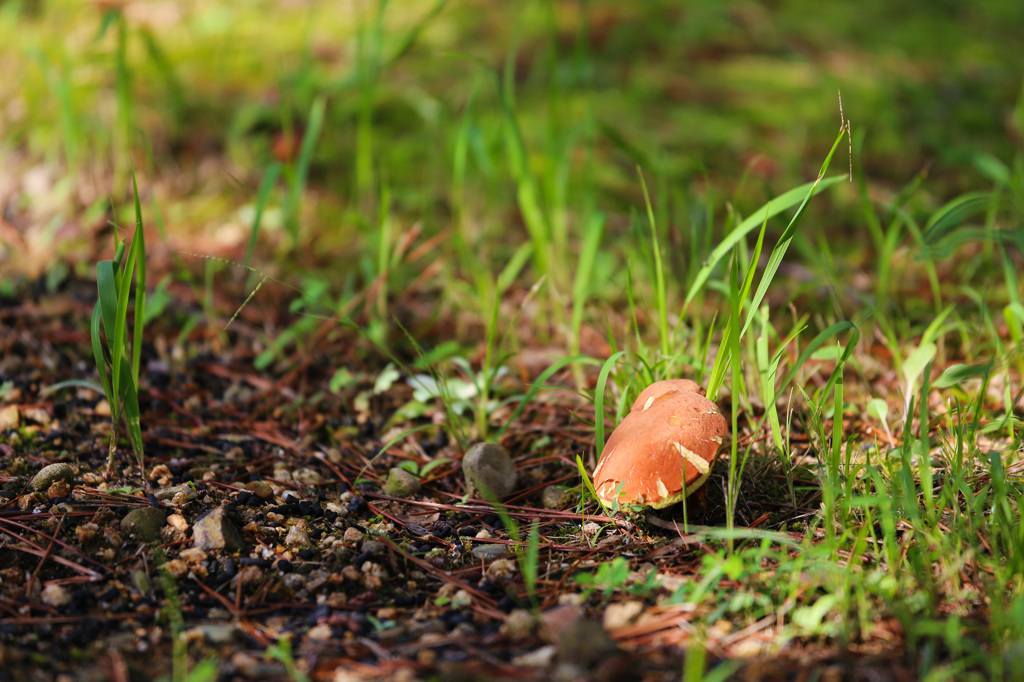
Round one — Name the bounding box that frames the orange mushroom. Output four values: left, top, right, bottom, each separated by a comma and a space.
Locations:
592, 380, 727, 510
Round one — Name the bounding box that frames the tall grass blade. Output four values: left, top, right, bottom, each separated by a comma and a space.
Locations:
685, 175, 845, 309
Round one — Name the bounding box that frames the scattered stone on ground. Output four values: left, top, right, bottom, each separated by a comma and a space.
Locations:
293, 468, 324, 485
22, 407, 51, 426
167, 513, 189, 532
0, 404, 19, 431
94, 399, 111, 417
120, 507, 167, 542
485, 558, 518, 581
512, 644, 557, 669
29, 462, 74, 491
503, 609, 537, 640
602, 600, 645, 631
555, 614, 621, 668
41, 584, 71, 608
384, 466, 421, 497
187, 624, 241, 644
462, 442, 518, 497
285, 524, 311, 547
542, 484, 574, 509
192, 506, 245, 552
243, 480, 274, 500
541, 604, 585, 642
471, 543, 512, 560
154, 484, 199, 505
46, 480, 71, 499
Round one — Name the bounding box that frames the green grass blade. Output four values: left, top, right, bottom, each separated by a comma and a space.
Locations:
112, 226, 140, 412
96, 261, 119, 351
495, 354, 598, 440
685, 175, 846, 309
244, 162, 282, 268
90, 302, 113, 404
593, 350, 628, 455
637, 168, 669, 357
741, 128, 848, 336
776, 321, 856, 398
284, 96, 326, 243
576, 453, 609, 515
130, 168, 146, 385
96, 260, 121, 415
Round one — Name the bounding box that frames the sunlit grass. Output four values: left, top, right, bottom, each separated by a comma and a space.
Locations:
3, 1, 1024, 680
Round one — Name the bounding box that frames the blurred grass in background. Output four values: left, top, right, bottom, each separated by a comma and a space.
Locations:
0, 0, 1021, 345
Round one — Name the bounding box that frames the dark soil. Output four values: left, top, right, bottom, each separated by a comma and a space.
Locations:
0, 275, 916, 682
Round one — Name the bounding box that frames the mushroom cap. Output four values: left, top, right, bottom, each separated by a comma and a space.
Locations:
630, 379, 704, 413
593, 381, 727, 510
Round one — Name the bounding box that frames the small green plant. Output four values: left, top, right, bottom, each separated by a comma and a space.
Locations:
91, 169, 147, 478
396, 458, 451, 478
574, 556, 661, 598
265, 637, 311, 682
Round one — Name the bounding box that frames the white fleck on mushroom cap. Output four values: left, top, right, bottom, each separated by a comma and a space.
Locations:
630, 379, 704, 413
593, 381, 727, 510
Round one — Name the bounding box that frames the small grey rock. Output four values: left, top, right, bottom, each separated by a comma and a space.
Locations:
29, 463, 74, 492
192, 506, 245, 552
463, 442, 517, 498
542, 485, 574, 510
188, 624, 240, 644
360, 540, 385, 556
154, 484, 198, 504
503, 609, 538, 640
383, 467, 421, 497
556, 617, 620, 668
243, 480, 274, 500
285, 525, 311, 547
292, 468, 324, 485
121, 507, 167, 543
471, 543, 511, 561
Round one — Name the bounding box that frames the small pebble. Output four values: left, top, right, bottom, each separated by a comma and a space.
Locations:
243, 481, 274, 500
153, 484, 198, 505
0, 405, 20, 431
361, 540, 385, 556
41, 584, 71, 608
471, 544, 510, 561
462, 442, 517, 497
192, 507, 245, 552
120, 507, 166, 543
29, 463, 74, 492
383, 467, 421, 497
503, 609, 537, 641
46, 480, 71, 499
285, 525, 311, 547
166, 514, 189, 532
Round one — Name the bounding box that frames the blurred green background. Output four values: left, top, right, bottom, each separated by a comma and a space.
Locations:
1, 0, 1021, 334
